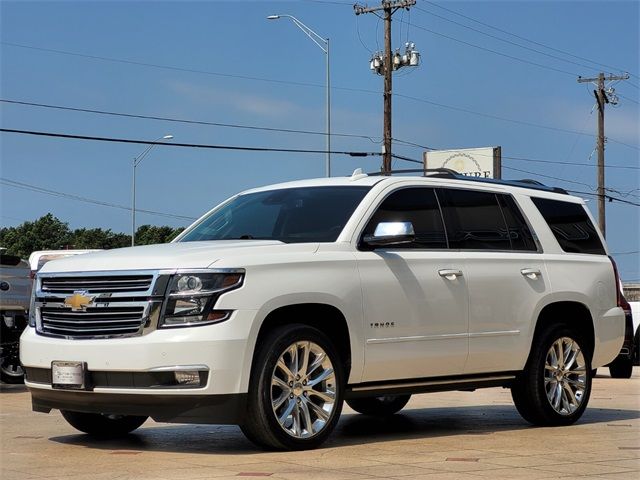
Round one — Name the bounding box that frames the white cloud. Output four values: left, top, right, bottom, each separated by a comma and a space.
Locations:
167, 80, 300, 118
551, 99, 639, 146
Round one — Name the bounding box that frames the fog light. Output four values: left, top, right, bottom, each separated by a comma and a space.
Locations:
174, 370, 201, 386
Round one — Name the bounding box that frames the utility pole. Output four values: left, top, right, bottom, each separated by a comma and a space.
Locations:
577, 72, 629, 237
355, 0, 418, 174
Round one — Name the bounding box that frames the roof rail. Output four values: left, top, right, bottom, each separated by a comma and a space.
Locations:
364, 168, 568, 195
366, 168, 459, 177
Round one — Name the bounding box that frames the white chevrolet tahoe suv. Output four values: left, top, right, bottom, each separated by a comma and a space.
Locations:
21, 171, 626, 450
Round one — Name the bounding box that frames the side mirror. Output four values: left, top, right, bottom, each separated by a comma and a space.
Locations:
362, 221, 415, 248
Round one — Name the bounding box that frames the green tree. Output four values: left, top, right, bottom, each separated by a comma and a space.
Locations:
0, 214, 185, 258
0, 214, 72, 257
72, 228, 130, 250
135, 225, 185, 246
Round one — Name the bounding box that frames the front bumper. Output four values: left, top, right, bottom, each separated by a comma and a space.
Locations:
20, 309, 258, 396
30, 388, 247, 424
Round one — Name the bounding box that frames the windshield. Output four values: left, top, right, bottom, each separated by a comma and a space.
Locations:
179, 186, 371, 243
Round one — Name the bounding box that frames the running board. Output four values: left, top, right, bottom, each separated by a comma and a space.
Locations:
346, 372, 518, 398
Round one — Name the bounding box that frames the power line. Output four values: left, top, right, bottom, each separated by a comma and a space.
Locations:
0, 41, 379, 97
4, 42, 637, 149
0, 99, 382, 143
423, 0, 639, 79
391, 137, 638, 170
403, 20, 578, 77
617, 93, 639, 105
393, 92, 639, 151
0, 178, 197, 221
0, 41, 329, 91
502, 166, 640, 206
0, 128, 382, 157
7, 98, 635, 164
414, 5, 610, 74
566, 189, 640, 207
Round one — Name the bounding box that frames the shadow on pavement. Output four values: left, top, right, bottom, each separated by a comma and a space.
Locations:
48, 404, 640, 454
0, 383, 27, 394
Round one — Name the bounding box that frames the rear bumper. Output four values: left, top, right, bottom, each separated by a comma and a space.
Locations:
608, 310, 635, 364
593, 307, 626, 367
30, 387, 247, 424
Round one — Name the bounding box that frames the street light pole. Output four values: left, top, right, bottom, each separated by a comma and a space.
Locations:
268, 14, 331, 177
131, 135, 173, 246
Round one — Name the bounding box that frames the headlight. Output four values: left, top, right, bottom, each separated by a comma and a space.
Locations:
159, 271, 243, 328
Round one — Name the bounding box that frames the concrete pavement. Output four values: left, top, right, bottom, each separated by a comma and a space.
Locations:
1, 370, 639, 480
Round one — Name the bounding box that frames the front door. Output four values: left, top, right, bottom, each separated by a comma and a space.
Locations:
355, 187, 469, 382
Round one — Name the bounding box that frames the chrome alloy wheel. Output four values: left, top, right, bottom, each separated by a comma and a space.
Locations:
271, 341, 337, 439
544, 337, 587, 415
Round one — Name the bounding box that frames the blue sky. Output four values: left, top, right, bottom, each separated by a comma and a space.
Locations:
1, 0, 638, 280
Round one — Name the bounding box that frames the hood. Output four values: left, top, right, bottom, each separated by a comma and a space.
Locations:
38, 240, 311, 273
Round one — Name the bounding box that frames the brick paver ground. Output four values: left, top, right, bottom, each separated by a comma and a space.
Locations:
1, 369, 638, 480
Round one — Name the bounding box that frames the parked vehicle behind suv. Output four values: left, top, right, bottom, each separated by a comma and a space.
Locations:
21, 172, 625, 450
1, 250, 30, 383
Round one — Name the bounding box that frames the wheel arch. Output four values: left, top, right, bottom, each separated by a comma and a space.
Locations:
244, 300, 356, 392
527, 300, 595, 367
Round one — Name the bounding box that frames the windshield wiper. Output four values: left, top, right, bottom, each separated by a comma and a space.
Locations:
225, 234, 256, 240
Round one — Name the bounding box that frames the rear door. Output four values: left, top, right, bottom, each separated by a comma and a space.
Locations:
437, 188, 549, 374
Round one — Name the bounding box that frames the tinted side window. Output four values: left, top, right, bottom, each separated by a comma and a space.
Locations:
363, 188, 447, 249
498, 195, 538, 252
531, 197, 605, 254
439, 189, 511, 250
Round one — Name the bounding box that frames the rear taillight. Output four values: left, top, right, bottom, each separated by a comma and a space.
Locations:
609, 256, 631, 313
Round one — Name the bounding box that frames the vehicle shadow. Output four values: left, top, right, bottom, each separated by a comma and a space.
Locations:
0, 383, 27, 394
48, 404, 640, 455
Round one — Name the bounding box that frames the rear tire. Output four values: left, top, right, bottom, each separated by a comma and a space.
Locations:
608, 357, 633, 379
240, 324, 344, 451
61, 411, 147, 437
346, 395, 411, 416
511, 326, 592, 426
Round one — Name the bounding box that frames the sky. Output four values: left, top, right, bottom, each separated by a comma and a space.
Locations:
0, 0, 638, 280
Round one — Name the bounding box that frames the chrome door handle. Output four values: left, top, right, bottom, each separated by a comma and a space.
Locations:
439, 269, 463, 281
521, 268, 541, 280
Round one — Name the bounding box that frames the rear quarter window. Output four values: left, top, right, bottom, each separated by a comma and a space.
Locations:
531, 197, 606, 255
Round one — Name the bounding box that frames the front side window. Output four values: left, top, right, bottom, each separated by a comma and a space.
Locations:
531, 197, 605, 254
438, 188, 511, 250
362, 187, 448, 249
180, 186, 370, 244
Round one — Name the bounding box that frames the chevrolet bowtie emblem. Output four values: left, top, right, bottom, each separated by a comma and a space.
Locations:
64, 292, 95, 312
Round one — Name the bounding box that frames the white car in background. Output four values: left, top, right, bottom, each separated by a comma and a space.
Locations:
28, 250, 102, 281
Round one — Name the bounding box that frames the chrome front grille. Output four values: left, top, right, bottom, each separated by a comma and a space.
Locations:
40, 275, 153, 294
35, 271, 163, 340
40, 306, 147, 338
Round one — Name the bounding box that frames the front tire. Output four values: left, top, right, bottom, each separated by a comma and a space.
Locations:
61, 411, 147, 437
346, 395, 411, 416
511, 326, 592, 426
241, 324, 344, 450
